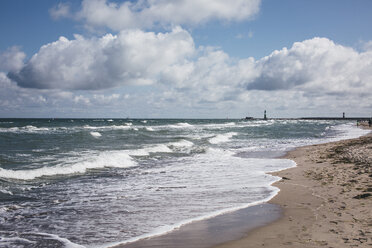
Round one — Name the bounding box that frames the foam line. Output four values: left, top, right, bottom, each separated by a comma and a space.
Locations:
101, 186, 282, 248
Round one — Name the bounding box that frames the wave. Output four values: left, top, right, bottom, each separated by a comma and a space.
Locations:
168, 139, 194, 148
90, 131, 102, 138
200, 122, 237, 129
0, 151, 137, 180
329, 123, 370, 141
167, 122, 194, 128
128, 144, 173, 156
83, 125, 133, 131
167, 140, 194, 153
0, 141, 193, 181
107, 148, 296, 248
0, 125, 50, 133
209, 132, 237, 144
0, 188, 13, 196
0, 232, 84, 248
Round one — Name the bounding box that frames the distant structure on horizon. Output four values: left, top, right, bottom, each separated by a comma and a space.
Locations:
264, 110, 267, 120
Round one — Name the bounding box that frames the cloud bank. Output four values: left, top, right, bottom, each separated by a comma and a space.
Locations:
248, 37, 372, 96
1, 0, 372, 117
7, 31, 372, 101
8, 27, 194, 90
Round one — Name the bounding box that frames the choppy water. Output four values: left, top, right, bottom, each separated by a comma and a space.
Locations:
0, 118, 369, 247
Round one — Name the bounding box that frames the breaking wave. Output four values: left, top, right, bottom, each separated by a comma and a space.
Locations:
209, 132, 237, 144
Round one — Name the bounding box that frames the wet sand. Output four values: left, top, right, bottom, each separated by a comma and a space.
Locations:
214, 125, 372, 248
111, 204, 282, 248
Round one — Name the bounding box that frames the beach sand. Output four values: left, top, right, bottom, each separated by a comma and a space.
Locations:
214, 125, 372, 248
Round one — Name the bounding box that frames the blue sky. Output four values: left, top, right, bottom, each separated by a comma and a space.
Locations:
0, 0, 372, 118
2, 0, 372, 58
193, 0, 372, 58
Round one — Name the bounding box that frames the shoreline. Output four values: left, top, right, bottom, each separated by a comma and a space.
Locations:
111, 124, 371, 248
213, 125, 372, 248
111, 204, 282, 248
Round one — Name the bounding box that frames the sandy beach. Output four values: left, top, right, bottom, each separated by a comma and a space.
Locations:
214, 124, 372, 248
112, 123, 371, 248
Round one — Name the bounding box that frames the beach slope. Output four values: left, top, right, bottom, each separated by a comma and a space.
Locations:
214, 130, 372, 248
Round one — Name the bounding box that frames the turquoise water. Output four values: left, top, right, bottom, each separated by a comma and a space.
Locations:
0, 119, 368, 247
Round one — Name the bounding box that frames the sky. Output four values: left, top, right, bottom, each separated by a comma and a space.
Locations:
0, 0, 372, 118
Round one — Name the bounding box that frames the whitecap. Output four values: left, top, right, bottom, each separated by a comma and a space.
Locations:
83, 125, 97, 130
167, 140, 194, 153
0, 189, 13, 195
90, 131, 102, 138
209, 132, 237, 144
0, 237, 36, 245
175, 122, 193, 127
129, 144, 172, 156
0, 125, 50, 133
167, 122, 194, 129
0, 150, 137, 180
168, 140, 194, 148
22, 233, 85, 248
111, 125, 132, 130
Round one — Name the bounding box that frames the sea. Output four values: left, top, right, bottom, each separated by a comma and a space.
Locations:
0, 118, 369, 248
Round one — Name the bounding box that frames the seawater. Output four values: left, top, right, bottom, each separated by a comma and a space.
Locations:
0, 119, 369, 247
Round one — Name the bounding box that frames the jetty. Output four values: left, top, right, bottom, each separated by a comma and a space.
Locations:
243, 111, 371, 121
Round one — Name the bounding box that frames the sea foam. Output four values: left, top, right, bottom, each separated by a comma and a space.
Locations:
90, 131, 102, 137
0, 151, 137, 180
209, 132, 237, 144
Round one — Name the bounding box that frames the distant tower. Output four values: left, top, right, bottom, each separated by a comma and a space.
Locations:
264, 110, 267, 120
343, 112, 345, 119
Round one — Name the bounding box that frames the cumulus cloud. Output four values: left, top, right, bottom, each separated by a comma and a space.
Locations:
0, 46, 26, 72
160, 48, 257, 103
74, 0, 261, 30
3, 33, 372, 117
8, 27, 194, 90
157, 37, 372, 109
49, 2, 71, 20
247, 37, 372, 96
361, 40, 372, 51
0, 72, 130, 116
7, 34, 372, 105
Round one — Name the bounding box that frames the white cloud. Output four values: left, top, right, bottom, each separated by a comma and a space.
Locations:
0, 46, 26, 72
361, 40, 372, 51
235, 31, 253, 39
49, 2, 71, 20
247, 37, 372, 96
3, 35, 372, 117
0, 72, 130, 117
76, 0, 261, 30
7, 35, 372, 99
8, 27, 194, 90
